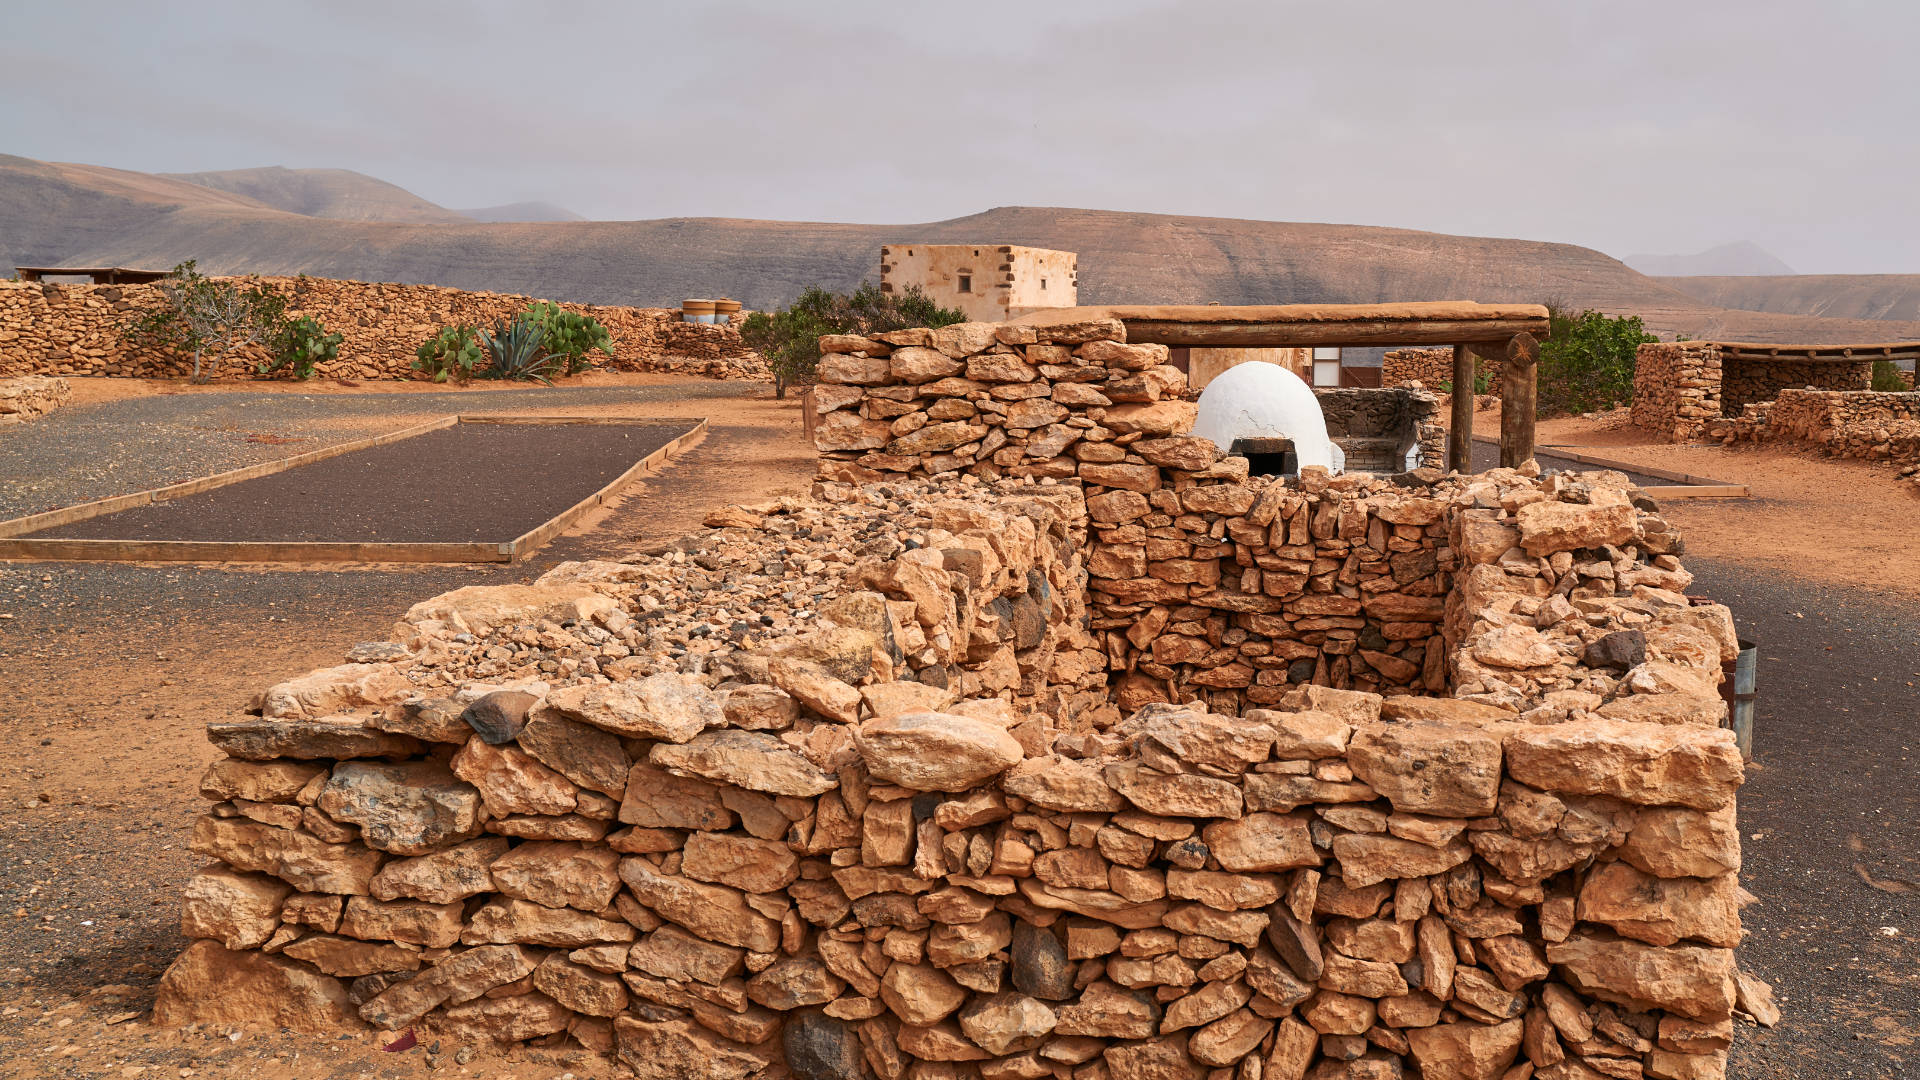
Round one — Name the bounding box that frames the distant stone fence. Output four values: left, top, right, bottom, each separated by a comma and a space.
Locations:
1381, 348, 1503, 396
0, 277, 764, 382
1631, 341, 1875, 442
1705, 388, 1920, 482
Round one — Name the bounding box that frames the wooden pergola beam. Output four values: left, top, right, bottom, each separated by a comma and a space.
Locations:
1117, 316, 1550, 348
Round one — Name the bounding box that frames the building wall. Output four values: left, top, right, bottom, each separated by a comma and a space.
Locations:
1179, 347, 1311, 390
879, 244, 1077, 322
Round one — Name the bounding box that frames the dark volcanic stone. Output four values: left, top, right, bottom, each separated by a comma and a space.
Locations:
783, 1011, 867, 1080
462, 690, 539, 744
1010, 921, 1073, 1001
1584, 629, 1648, 670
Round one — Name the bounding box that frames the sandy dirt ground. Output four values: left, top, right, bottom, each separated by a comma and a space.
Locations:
0, 384, 1911, 1078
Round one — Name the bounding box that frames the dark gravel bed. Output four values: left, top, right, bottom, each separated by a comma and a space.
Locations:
32, 421, 694, 544
0, 383, 749, 521
1686, 558, 1920, 1079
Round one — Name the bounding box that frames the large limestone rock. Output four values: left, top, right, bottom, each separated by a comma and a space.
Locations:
542, 674, 721, 743
258, 663, 413, 720
402, 583, 616, 634
1513, 500, 1637, 555
1544, 931, 1737, 1021
650, 729, 838, 797
370, 836, 509, 903
613, 1017, 771, 1080
190, 817, 382, 895
619, 858, 782, 952
154, 940, 362, 1034
1003, 755, 1126, 812
857, 711, 1025, 792
1346, 723, 1502, 817
317, 761, 484, 855
179, 867, 291, 949
1576, 863, 1743, 947
1503, 721, 1743, 810
1405, 1019, 1524, 1080
489, 841, 624, 911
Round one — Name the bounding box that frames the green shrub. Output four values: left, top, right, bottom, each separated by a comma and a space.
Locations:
478, 316, 564, 383
259, 315, 342, 379
1871, 360, 1910, 392
414, 326, 484, 383
525, 301, 614, 376
122, 260, 289, 383
741, 282, 965, 398
1537, 306, 1657, 416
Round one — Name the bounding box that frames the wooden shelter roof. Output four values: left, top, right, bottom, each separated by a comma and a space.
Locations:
13, 266, 174, 285
1013, 302, 1550, 347
1706, 340, 1920, 363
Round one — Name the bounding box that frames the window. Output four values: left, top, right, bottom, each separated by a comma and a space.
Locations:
1311, 346, 1342, 388
957, 274, 972, 294
1040, 278, 1047, 290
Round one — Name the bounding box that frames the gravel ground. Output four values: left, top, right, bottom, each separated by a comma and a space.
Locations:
0, 384, 748, 520
1688, 557, 1920, 1079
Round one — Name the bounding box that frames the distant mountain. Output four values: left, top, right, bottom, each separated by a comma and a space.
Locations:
1624, 241, 1796, 278
9, 154, 1920, 345
1659, 274, 1920, 326
454, 201, 586, 223
161, 166, 471, 224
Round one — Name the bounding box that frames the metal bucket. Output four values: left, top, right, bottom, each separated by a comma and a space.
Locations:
681, 298, 716, 324
1720, 637, 1758, 759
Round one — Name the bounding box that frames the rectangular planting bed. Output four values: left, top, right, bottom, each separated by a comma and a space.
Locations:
0, 415, 705, 564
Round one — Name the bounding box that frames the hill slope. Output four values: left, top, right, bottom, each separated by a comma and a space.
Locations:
1659, 274, 1920, 326
160, 166, 471, 224
1625, 241, 1796, 277
454, 201, 585, 223
7, 155, 1920, 345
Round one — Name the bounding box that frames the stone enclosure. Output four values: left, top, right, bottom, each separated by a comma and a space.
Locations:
156, 315, 1766, 1080
0, 374, 70, 425
1628, 341, 1880, 442
0, 276, 763, 382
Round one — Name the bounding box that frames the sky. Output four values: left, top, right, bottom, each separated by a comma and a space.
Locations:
2, 0, 1915, 273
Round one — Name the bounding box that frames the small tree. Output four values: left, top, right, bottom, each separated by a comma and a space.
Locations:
122, 261, 288, 383
740, 283, 965, 399
1536, 305, 1658, 416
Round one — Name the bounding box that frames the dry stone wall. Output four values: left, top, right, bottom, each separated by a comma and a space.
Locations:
0, 277, 764, 382
1380, 349, 1502, 396
1718, 358, 1870, 414
0, 375, 69, 425
1629, 344, 1719, 442
1704, 388, 1920, 490
157, 437, 1762, 1080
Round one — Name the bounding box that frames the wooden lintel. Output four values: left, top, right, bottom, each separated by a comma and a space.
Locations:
1118, 317, 1552, 349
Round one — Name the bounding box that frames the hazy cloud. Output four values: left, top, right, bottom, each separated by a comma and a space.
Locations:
1, 0, 1914, 271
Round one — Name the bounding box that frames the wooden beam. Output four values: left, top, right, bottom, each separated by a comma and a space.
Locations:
1117, 317, 1552, 349
1499, 332, 1539, 469
1448, 344, 1474, 473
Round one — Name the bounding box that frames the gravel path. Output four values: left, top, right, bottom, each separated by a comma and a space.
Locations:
1688, 557, 1920, 1079
0, 384, 748, 520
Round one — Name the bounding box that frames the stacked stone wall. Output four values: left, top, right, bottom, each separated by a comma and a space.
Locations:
1718, 358, 1870, 415
0, 277, 764, 382
0, 375, 70, 425
1628, 343, 1719, 442
158, 435, 1760, 1080
1703, 389, 1920, 490
1380, 349, 1503, 397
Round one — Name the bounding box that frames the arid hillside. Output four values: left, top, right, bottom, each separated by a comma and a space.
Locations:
159, 165, 472, 224
8, 154, 1920, 344
1661, 274, 1920, 327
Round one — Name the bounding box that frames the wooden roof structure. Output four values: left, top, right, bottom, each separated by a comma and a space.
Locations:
1015, 301, 1552, 473
1706, 340, 1920, 364
1013, 301, 1550, 348
13, 266, 174, 285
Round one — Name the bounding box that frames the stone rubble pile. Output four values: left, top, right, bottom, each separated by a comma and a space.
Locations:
156, 452, 1767, 1079
0, 374, 70, 425
0, 277, 766, 382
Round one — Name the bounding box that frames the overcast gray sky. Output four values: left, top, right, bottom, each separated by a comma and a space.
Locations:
3, 0, 1914, 273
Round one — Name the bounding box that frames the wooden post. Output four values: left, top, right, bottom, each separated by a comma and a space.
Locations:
1500, 332, 1539, 468
1448, 344, 1474, 473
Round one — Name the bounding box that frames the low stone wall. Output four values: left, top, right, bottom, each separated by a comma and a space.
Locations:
0, 375, 69, 425
1381, 349, 1502, 397
1719, 358, 1870, 415
156, 436, 1761, 1080
1704, 389, 1920, 489
0, 277, 765, 382
1629, 343, 1720, 442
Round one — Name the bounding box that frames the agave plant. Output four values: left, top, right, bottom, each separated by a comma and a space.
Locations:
478, 316, 564, 383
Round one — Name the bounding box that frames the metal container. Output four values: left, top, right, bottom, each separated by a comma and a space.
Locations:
681, 298, 716, 324
1721, 637, 1758, 759
712, 298, 742, 325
